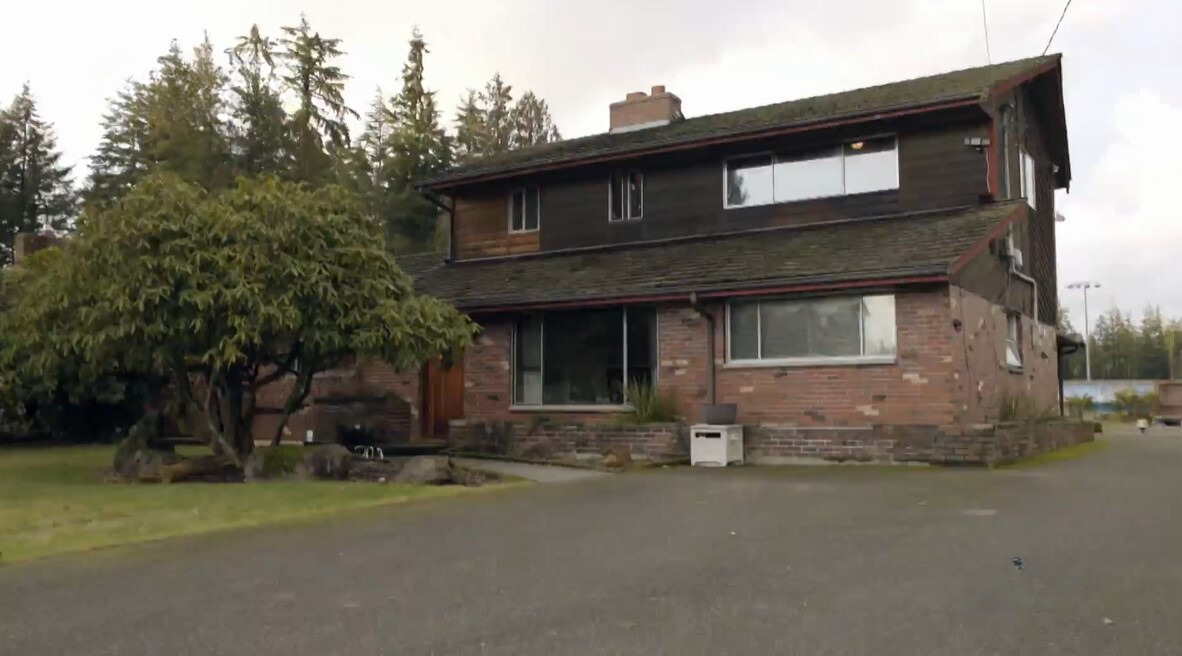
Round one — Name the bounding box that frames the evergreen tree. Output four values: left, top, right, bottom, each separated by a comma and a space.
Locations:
382, 29, 452, 249
0, 84, 76, 265
512, 91, 561, 148
86, 82, 151, 206
453, 73, 561, 160
276, 15, 358, 183
227, 25, 291, 177
86, 38, 232, 204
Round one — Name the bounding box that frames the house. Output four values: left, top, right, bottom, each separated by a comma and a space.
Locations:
273, 55, 1087, 464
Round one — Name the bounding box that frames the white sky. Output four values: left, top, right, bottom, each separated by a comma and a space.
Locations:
3, 0, 1179, 328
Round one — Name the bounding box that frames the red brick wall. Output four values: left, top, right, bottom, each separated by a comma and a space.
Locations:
949, 285, 1059, 423
459, 286, 1060, 430
657, 289, 961, 428
252, 359, 422, 444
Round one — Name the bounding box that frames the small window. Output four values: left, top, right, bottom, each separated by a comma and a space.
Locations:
509, 187, 540, 232
1020, 149, 1036, 210
1006, 313, 1023, 368
609, 172, 643, 221
728, 294, 897, 363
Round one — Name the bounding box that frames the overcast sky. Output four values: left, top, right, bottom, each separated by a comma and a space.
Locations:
3, 0, 1178, 329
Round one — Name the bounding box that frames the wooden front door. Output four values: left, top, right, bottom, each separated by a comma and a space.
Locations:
422, 355, 464, 440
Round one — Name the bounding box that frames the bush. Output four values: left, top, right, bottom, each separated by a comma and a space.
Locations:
1066, 394, 1095, 418
624, 381, 680, 424
1113, 389, 1156, 420
259, 445, 304, 477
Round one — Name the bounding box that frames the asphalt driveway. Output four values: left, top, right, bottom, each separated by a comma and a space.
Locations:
3, 425, 1182, 655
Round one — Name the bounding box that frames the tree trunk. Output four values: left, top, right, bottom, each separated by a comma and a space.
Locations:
271, 369, 315, 446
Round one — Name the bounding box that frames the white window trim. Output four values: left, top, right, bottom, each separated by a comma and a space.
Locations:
721, 135, 900, 210
723, 295, 898, 366
1006, 313, 1024, 369
507, 186, 541, 234
608, 171, 644, 222
1020, 148, 1037, 211
510, 308, 660, 408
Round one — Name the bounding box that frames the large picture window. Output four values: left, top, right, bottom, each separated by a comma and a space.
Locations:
513, 308, 657, 406
725, 136, 898, 208
728, 294, 897, 364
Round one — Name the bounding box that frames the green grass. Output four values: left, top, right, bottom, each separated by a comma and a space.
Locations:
0, 445, 500, 564
999, 439, 1109, 469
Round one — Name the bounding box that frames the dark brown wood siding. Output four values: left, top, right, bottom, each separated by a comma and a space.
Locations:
453, 193, 540, 259
451, 109, 992, 259
952, 211, 1034, 316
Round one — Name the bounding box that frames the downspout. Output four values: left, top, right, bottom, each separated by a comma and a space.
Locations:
1011, 266, 1039, 325
419, 189, 456, 262
688, 292, 716, 405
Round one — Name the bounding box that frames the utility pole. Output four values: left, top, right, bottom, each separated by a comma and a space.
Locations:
1067, 281, 1101, 380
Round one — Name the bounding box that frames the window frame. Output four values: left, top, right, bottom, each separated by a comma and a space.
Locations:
724, 293, 898, 368
507, 186, 541, 234
509, 308, 660, 411
721, 134, 900, 210
608, 171, 644, 222
1006, 312, 1024, 370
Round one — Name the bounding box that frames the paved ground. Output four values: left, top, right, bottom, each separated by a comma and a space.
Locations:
4, 425, 1182, 655
452, 457, 610, 483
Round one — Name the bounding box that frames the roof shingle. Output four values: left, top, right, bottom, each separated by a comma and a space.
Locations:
423, 56, 1058, 188
403, 202, 1024, 311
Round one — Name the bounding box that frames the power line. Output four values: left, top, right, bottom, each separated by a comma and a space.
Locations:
980, 0, 993, 63
1042, 0, 1074, 55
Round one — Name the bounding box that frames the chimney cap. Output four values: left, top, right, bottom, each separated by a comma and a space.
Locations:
651, 85, 666, 95
625, 91, 647, 101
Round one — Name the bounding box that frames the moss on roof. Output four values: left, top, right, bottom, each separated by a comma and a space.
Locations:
423, 56, 1058, 187
402, 202, 1025, 310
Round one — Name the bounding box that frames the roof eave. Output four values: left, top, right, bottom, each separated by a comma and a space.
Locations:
454, 267, 951, 314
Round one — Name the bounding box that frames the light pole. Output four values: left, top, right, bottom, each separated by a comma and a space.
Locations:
1067, 281, 1101, 380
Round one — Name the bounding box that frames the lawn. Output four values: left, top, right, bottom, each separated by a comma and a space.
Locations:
0, 445, 493, 564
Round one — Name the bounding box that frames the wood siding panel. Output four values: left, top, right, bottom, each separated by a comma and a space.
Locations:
454, 194, 540, 259
452, 114, 992, 260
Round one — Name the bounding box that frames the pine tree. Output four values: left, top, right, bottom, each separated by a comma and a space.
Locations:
86, 82, 151, 207
86, 38, 232, 205
0, 84, 76, 265
512, 91, 561, 148
359, 29, 453, 251
453, 89, 486, 160
453, 73, 561, 160
226, 25, 291, 177
276, 15, 358, 183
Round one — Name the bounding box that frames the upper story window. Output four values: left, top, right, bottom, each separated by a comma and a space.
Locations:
609, 172, 643, 222
727, 294, 897, 365
509, 186, 541, 233
724, 136, 898, 209
1020, 148, 1037, 210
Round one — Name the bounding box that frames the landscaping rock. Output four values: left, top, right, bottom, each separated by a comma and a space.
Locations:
244, 450, 267, 482
602, 447, 633, 469
113, 443, 182, 481
297, 444, 353, 480
393, 456, 453, 485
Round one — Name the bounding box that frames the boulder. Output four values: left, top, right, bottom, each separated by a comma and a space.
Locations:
244, 449, 267, 482
392, 456, 454, 485
297, 444, 353, 480
113, 442, 183, 481
602, 446, 633, 469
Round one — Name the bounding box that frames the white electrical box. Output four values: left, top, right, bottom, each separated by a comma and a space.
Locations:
690, 424, 744, 466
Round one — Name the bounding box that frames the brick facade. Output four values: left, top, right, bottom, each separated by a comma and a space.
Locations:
252, 359, 421, 444
450, 420, 685, 461
459, 286, 1059, 432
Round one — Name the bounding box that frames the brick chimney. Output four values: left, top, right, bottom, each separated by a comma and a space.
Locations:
609, 85, 683, 133
12, 231, 61, 265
